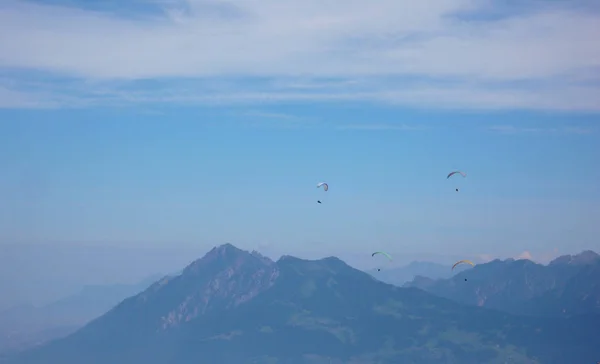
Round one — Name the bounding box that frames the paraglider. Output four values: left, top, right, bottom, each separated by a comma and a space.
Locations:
316, 182, 328, 204
452, 259, 475, 270
372, 251, 392, 271
317, 182, 328, 191
447, 171, 466, 192
452, 260, 474, 281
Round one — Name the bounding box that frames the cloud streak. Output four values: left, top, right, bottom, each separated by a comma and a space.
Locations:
240, 110, 300, 120
489, 125, 595, 134
515, 250, 533, 260
0, 0, 599, 110
336, 123, 426, 131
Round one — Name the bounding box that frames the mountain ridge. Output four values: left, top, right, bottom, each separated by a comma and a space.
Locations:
7, 244, 600, 364
404, 250, 600, 317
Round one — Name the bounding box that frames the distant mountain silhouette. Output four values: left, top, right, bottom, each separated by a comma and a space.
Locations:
6, 244, 600, 364
548, 250, 599, 266
0, 274, 162, 354
366, 261, 469, 286
404, 251, 600, 317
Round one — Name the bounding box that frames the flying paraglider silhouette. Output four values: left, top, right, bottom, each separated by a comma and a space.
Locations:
447, 171, 466, 192
452, 260, 475, 282
316, 182, 328, 204
372, 251, 392, 271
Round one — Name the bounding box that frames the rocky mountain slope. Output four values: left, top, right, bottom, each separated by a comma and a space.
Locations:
7, 245, 600, 364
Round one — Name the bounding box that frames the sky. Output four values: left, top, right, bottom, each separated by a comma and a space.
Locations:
0, 0, 599, 307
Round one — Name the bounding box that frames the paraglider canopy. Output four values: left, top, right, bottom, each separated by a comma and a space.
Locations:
447, 171, 466, 179
452, 259, 475, 270
372, 251, 393, 260
317, 182, 329, 191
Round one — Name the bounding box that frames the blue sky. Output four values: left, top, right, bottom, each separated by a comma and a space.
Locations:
0, 0, 599, 304
1, 106, 598, 259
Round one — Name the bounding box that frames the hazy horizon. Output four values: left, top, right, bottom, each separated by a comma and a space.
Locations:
0, 240, 587, 310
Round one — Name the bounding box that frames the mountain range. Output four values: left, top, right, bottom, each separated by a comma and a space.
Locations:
0, 259, 462, 355
404, 250, 600, 317
0, 259, 464, 356
5, 244, 600, 364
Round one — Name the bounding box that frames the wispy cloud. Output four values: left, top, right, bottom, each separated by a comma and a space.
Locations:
489, 125, 595, 134
513, 249, 566, 264
0, 0, 599, 110
233, 110, 425, 131
515, 250, 533, 260
234, 109, 311, 129
477, 248, 562, 264
336, 123, 426, 131
240, 110, 300, 120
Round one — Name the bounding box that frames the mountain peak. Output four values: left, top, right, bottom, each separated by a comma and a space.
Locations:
104, 243, 281, 330
319, 256, 346, 265
183, 243, 273, 276
549, 250, 599, 266
210, 242, 245, 256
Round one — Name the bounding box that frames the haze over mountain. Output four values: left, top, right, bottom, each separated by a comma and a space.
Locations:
1, 253, 476, 355
7, 244, 600, 364
367, 261, 470, 286
0, 274, 162, 355
0, 243, 206, 311
404, 251, 600, 317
